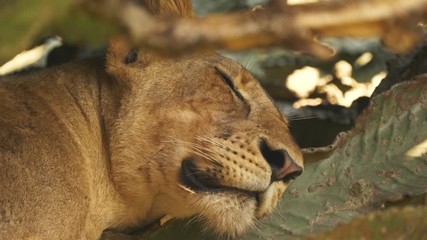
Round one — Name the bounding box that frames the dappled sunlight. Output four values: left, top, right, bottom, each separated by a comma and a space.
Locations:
293, 98, 323, 108
406, 139, 427, 159
355, 52, 373, 67
288, 0, 320, 5
335, 60, 352, 80
0, 36, 62, 76
287, 58, 386, 108
286, 66, 332, 98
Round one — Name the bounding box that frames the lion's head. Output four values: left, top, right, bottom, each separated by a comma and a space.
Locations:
105, 38, 303, 238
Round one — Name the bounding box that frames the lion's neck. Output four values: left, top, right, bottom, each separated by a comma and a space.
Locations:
95, 62, 163, 231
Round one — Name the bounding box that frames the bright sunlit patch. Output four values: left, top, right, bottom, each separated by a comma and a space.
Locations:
289, 58, 386, 108
369, 71, 387, 94
335, 60, 352, 79
321, 61, 385, 107
320, 84, 343, 105
355, 52, 373, 67
286, 67, 320, 98
335, 71, 385, 107
0, 36, 62, 76
286, 66, 332, 99
293, 98, 322, 108
406, 139, 427, 159
288, 0, 319, 5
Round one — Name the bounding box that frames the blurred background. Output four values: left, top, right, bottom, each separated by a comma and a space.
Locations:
0, 0, 424, 148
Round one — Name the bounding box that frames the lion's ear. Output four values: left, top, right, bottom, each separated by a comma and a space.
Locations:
141, 0, 193, 17
105, 38, 143, 87
106, 37, 131, 69
105, 0, 192, 85
106, 37, 160, 86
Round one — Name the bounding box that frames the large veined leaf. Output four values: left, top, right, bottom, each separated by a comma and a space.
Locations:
102, 75, 427, 240
246, 75, 427, 239
303, 206, 427, 239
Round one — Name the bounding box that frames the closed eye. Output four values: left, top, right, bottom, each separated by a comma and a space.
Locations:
215, 67, 251, 114
215, 67, 248, 106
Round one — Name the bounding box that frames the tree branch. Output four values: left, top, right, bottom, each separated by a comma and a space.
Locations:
80, 0, 427, 58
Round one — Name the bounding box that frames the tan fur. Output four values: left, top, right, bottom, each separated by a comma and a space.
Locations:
0, 0, 303, 239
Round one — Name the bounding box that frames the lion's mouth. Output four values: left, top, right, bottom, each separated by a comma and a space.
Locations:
180, 159, 262, 203
180, 159, 220, 191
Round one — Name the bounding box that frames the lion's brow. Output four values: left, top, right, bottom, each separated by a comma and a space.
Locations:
214, 66, 251, 114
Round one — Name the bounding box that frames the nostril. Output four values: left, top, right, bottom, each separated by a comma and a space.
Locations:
282, 165, 303, 183
259, 139, 285, 173
259, 139, 303, 183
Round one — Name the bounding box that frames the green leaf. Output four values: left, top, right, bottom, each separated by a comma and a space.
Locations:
0, 0, 115, 64
302, 206, 427, 240
245, 76, 427, 239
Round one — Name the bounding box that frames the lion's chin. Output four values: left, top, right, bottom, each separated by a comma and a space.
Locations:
176, 159, 288, 238
189, 191, 258, 238
194, 184, 287, 238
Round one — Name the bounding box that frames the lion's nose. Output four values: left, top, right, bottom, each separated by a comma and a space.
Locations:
259, 139, 303, 183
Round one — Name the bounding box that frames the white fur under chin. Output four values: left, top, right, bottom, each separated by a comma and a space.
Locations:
190, 192, 257, 238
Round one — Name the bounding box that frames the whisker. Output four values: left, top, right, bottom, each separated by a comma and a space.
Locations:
163, 136, 223, 166
185, 142, 218, 154
179, 142, 223, 166
251, 215, 265, 235
184, 215, 203, 230
187, 148, 222, 166
178, 184, 196, 194
165, 137, 217, 154
196, 136, 228, 150
136, 146, 163, 169
288, 115, 317, 121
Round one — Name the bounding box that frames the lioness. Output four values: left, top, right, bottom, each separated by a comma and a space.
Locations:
0, 1, 303, 239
